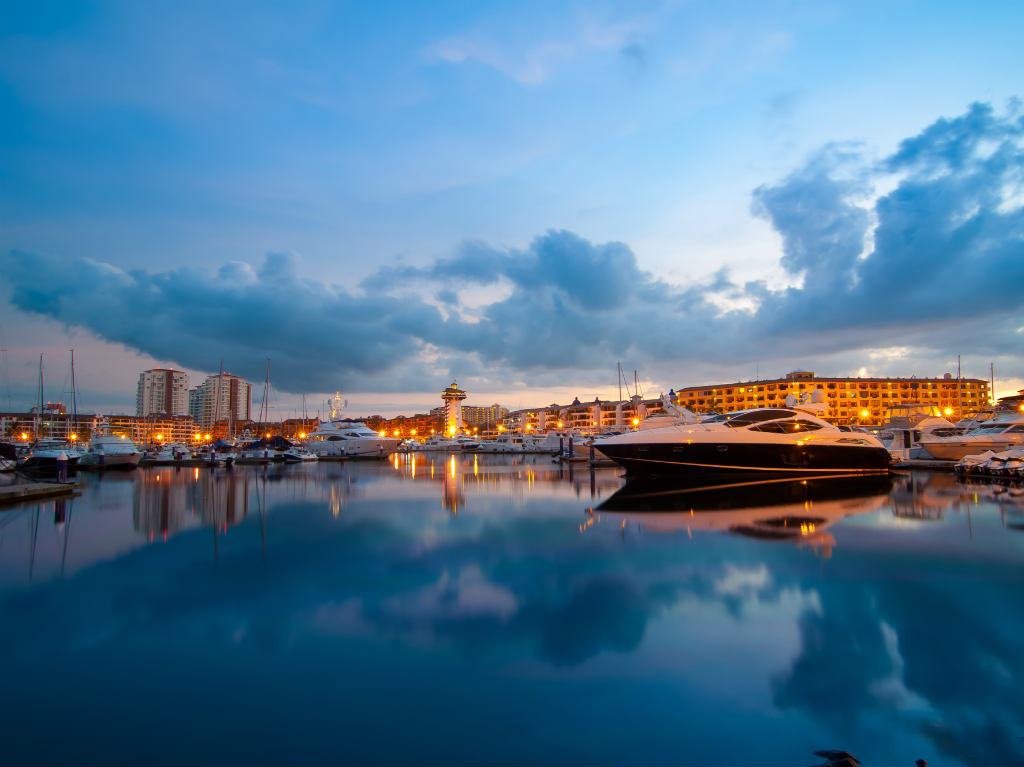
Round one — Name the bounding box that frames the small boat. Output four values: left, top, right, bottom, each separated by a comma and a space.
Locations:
143, 443, 194, 464
0, 442, 19, 472
596, 394, 891, 478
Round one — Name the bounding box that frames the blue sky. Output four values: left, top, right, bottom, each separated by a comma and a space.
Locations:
1, 0, 1023, 418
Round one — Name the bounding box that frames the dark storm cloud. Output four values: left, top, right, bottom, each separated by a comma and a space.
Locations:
3, 101, 1023, 392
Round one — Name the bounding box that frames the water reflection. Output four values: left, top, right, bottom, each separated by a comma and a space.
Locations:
388, 451, 623, 512
1, 463, 1023, 766
595, 474, 894, 557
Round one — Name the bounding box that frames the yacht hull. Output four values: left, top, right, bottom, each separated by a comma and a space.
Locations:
920, 438, 1024, 461
599, 441, 892, 478
78, 452, 142, 470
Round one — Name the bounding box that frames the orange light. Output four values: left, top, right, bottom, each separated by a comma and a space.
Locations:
557, 422, 563, 428
943, 408, 953, 416
204, 434, 211, 440
299, 432, 306, 439
393, 430, 399, 436
632, 418, 639, 425
265, 433, 271, 438
155, 433, 164, 441
525, 424, 531, 430
20, 432, 28, 440
69, 434, 78, 441
411, 430, 417, 436
860, 410, 869, 418
498, 425, 504, 431
380, 431, 387, 437
194, 433, 202, 440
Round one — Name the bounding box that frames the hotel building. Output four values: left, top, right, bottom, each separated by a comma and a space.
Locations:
673, 370, 990, 426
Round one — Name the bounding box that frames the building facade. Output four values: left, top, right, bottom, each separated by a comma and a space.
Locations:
136, 368, 190, 417
189, 373, 252, 428
673, 370, 990, 426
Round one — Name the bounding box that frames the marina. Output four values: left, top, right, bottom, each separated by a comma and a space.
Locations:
1, 456, 1023, 765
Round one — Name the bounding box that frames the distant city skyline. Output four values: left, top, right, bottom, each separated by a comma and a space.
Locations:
2, 2, 1023, 418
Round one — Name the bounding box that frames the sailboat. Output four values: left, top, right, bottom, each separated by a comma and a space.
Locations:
20, 353, 81, 477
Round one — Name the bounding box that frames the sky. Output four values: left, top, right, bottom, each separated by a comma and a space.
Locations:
1, 0, 1023, 419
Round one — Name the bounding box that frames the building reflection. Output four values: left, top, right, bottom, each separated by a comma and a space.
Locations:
388, 451, 624, 513
593, 474, 895, 558
133, 467, 252, 539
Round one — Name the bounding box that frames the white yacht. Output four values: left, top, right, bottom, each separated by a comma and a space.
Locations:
596, 395, 891, 478
78, 424, 142, 470
869, 402, 960, 459
307, 419, 400, 458
919, 412, 1024, 460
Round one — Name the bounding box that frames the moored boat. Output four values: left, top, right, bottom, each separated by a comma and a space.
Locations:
596, 399, 891, 478
919, 413, 1024, 460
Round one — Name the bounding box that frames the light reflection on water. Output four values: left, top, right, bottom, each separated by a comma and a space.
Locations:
1, 458, 1023, 766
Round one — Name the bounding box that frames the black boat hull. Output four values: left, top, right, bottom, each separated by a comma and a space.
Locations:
599, 441, 891, 478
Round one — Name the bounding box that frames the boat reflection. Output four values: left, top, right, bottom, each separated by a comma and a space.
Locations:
594, 474, 894, 556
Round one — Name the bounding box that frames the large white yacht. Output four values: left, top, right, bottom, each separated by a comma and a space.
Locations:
78, 422, 142, 469
596, 394, 891, 478
919, 412, 1024, 460
307, 419, 400, 457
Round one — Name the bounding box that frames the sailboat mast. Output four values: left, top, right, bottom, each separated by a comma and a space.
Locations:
69, 348, 77, 439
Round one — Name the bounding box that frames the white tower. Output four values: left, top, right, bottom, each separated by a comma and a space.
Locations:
441, 381, 467, 435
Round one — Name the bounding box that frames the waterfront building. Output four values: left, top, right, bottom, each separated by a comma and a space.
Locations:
673, 370, 990, 426
136, 368, 190, 417
506, 394, 666, 434
1, 410, 198, 444
189, 373, 252, 428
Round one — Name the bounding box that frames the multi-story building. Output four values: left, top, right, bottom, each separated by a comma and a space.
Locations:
673, 370, 990, 426
189, 373, 252, 428
506, 395, 666, 435
136, 368, 190, 417
428, 404, 509, 430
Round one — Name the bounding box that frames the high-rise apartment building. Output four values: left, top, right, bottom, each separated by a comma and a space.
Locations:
189, 373, 251, 428
136, 369, 190, 417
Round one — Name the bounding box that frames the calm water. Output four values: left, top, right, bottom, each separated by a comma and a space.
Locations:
1, 455, 1023, 766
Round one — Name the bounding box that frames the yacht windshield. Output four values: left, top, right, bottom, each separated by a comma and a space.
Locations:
722, 409, 799, 428
749, 419, 825, 434
968, 424, 1018, 435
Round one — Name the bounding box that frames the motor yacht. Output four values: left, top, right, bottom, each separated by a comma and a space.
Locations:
868, 402, 959, 459
307, 419, 400, 458
78, 424, 142, 470
476, 432, 540, 453
596, 397, 891, 478
919, 413, 1024, 460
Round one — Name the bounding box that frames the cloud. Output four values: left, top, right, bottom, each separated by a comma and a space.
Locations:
3, 101, 1023, 394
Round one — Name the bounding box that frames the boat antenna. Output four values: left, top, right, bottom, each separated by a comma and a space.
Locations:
990, 362, 995, 406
